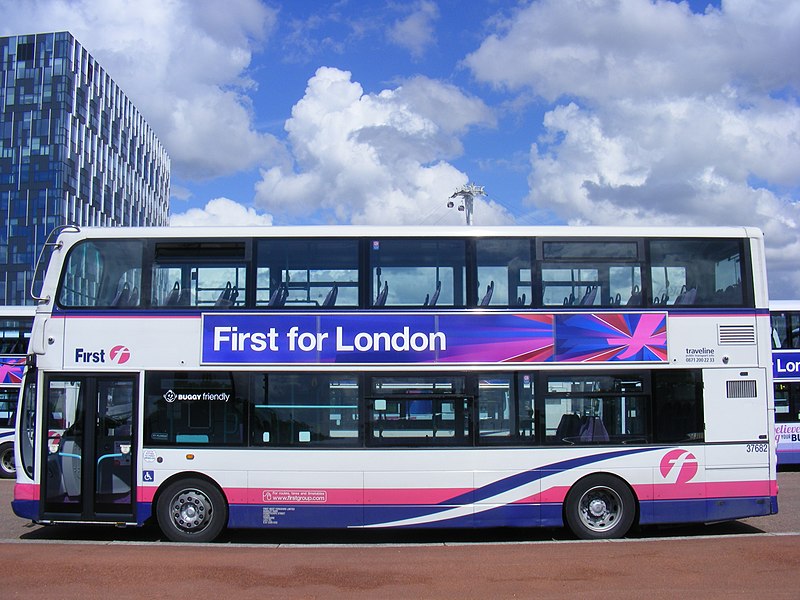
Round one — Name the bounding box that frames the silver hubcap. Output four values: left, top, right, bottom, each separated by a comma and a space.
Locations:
1, 449, 14, 474
170, 488, 213, 533
578, 486, 622, 532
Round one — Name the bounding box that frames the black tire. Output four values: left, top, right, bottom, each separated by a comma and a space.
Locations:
564, 474, 635, 540
0, 443, 15, 479
156, 477, 227, 543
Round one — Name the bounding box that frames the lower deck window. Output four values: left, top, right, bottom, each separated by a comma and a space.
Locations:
142, 369, 706, 448
145, 372, 246, 445
544, 375, 649, 445
252, 374, 360, 447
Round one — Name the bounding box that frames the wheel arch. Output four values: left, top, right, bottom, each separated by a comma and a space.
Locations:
0, 441, 16, 478
562, 471, 641, 534
151, 471, 230, 523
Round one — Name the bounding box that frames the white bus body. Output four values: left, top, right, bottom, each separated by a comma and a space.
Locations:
14, 226, 777, 541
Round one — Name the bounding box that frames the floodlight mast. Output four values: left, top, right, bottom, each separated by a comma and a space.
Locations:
447, 183, 485, 225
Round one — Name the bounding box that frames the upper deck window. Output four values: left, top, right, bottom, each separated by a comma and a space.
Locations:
254, 239, 359, 308
369, 239, 466, 308
58, 239, 144, 308
540, 240, 642, 307
475, 238, 532, 307
152, 241, 247, 309
648, 239, 747, 306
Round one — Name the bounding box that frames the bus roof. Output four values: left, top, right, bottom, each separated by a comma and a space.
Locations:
55, 224, 765, 241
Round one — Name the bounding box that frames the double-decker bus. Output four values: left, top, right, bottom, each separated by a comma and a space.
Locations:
770, 301, 800, 465
13, 225, 777, 542
0, 306, 34, 478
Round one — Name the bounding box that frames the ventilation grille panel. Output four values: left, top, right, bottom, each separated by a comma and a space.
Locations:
718, 324, 756, 345
727, 380, 757, 398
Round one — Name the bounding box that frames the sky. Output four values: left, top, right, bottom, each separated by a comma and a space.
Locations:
2, 0, 800, 298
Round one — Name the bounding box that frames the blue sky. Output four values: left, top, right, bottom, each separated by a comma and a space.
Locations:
3, 0, 800, 297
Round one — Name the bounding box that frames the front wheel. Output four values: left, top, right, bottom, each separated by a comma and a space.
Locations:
564, 474, 635, 540
156, 477, 228, 542
0, 443, 15, 478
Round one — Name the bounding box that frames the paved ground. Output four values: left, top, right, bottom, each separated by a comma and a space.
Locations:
1, 471, 799, 599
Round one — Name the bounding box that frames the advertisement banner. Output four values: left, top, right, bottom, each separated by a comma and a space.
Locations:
773, 349, 800, 381
201, 311, 667, 366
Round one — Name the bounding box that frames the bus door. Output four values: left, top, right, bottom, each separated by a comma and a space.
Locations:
42, 374, 137, 521
702, 368, 772, 505
703, 368, 769, 443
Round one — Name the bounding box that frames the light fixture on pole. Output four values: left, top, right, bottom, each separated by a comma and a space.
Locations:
447, 183, 485, 225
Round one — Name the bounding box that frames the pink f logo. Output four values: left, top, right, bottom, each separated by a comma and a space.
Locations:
109, 345, 131, 364
659, 449, 698, 484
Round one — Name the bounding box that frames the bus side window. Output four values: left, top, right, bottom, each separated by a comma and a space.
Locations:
539, 240, 641, 308
653, 370, 704, 443
58, 240, 144, 308
255, 239, 359, 308
648, 239, 746, 307
152, 241, 247, 309
369, 239, 466, 308
475, 238, 532, 308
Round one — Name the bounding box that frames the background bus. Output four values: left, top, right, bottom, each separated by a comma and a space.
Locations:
13, 225, 777, 542
0, 306, 34, 478
770, 300, 800, 466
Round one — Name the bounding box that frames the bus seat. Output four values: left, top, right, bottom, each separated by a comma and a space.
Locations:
480, 281, 495, 306
127, 286, 140, 307
579, 416, 609, 443
428, 281, 441, 307
375, 281, 388, 306
322, 284, 338, 307
278, 283, 289, 307
580, 285, 597, 306
165, 282, 180, 306
111, 282, 130, 307
268, 282, 289, 307
215, 282, 233, 307
626, 285, 641, 306
60, 439, 82, 498
556, 413, 582, 442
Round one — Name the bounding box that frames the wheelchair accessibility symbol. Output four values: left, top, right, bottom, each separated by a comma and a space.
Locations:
143, 470, 154, 482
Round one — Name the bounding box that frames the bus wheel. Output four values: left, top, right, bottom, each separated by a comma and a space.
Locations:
564, 474, 635, 540
0, 443, 15, 478
156, 478, 227, 543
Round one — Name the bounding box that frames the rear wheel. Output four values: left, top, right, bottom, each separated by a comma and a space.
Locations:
156, 478, 227, 542
565, 474, 635, 539
0, 443, 15, 478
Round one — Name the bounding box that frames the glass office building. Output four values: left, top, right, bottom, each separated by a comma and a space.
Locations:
1, 32, 170, 305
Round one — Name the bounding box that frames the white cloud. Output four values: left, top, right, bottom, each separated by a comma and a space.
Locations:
255, 67, 507, 225
465, 0, 800, 102
387, 0, 439, 59
170, 197, 273, 226
464, 0, 800, 298
0, 0, 283, 180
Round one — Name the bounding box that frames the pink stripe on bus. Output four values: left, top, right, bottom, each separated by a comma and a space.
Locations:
14, 483, 39, 501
